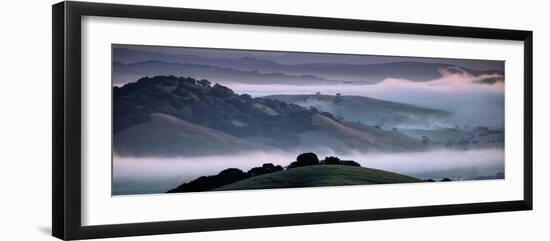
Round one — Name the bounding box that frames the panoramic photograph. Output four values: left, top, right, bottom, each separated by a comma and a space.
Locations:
112, 44, 505, 195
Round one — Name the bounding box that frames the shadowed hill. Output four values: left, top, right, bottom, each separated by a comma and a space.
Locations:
214, 165, 421, 191
114, 113, 276, 157
298, 114, 425, 152
114, 76, 426, 156
113, 75, 328, 151
264, 94, 450, 127
166, 152, 421, 194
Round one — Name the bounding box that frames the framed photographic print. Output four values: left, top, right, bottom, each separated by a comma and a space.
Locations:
52, 1, 533, 240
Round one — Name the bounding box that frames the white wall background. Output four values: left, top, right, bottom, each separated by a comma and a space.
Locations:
0, 0, 547, 240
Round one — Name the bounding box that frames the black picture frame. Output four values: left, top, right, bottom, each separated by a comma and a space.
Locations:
52, 1, 533, 240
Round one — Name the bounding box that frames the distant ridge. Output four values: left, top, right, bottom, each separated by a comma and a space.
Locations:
113, 47, 504, 85
112, 60, 338, 86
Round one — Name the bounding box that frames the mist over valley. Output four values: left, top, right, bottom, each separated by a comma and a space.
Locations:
111, 45, 505, 195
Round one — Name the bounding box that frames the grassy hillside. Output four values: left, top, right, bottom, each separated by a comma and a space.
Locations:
264, 94, 450, 127
214, 165, 421, 191
344, 122, 425, 150
298, 114, 424, 152
114, 113, 276, 157
114, 76, 426, 154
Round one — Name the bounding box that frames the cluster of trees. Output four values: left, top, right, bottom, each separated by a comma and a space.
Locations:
113, 75, 334, 149
167, 168, 249, 193
168, 152, 362, 193
247, 163, 284, 177
113, 76, 200, 132
284, 152, 361, 169
424, 178, 452, 182
167, 163, 284, 193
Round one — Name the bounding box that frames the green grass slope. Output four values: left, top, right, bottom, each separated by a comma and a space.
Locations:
114, 113, 276, 157
214, 165, 421, 191
264, 94, 450, 127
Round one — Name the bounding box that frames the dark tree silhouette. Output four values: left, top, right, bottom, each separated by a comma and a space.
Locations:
198, 79, 211, 87
167, 168, 247, 193
168, 152, 369, 193
211, 83, 234, 97
323, 156, 341, 165
288, 152, 320, 169
247, 163, 283, 177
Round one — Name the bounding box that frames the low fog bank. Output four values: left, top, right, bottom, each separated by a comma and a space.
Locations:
113, 151, 294, 195
355, 148, 504, 180
223, 72, 504, 128
113, 148, 504, 195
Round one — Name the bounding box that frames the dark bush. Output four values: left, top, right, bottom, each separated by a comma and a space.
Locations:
210, 83, 234, 98
262, 163, 283, 172
441, 178, 452, 182
288, 152, 319, 169
216, 168, 248, 183
323, 156, 341, 165
198, 79, 211, 87
246, 167, 263, 177
167, 168, 247, 193
240, 93, 253, 101
247, 163, 283, 177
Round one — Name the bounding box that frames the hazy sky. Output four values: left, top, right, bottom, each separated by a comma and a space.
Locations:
114, 44, 504, 71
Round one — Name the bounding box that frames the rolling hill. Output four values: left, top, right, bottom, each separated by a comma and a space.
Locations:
113, 76, 427, 156
214, 165, 421, 191
114, 113, 276, 157
297, 114, 425, 153
264, 94, 450, 128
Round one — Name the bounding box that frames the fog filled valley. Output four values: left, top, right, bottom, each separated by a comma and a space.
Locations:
112, 45, 505, 195
113, 149, 504, 195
